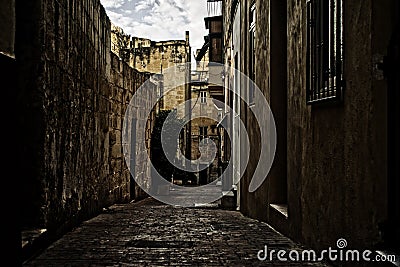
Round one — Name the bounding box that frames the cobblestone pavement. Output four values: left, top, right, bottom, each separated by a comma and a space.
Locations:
23, 198, 332, 266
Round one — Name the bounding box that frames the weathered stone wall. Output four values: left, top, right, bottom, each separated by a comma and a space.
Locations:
0, 0, 15, 57
222, 0, 269, 220
222, 0, 233, 53
286, 0, 392, 249
17, 0, 156, 233
244, 0, 289, 234
111, 27, 190, 112
238, 0, 271, 222
111, 24, 131, 62
109, 53, 157, 201
229, 0, 395, 251
130, 39, 190, 113
224, 0, 395, 253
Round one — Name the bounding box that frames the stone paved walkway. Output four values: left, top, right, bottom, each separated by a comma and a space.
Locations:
23, 198, 331, 266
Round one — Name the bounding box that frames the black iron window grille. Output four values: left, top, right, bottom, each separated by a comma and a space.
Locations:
200, 91, 207, 104
249, 3, 256, 104
306, 0, 344, 104
199, 126, 208, 142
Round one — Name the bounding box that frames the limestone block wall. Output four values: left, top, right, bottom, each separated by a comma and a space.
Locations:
111, 28, 190, 113
17, 0, 156, 233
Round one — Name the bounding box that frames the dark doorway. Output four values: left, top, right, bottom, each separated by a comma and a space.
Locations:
199, 164, 208, 185
387, 0, 400, 250
269, 0, 288, 207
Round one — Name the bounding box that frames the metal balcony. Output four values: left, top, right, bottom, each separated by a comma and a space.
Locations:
207, 0, 222, 17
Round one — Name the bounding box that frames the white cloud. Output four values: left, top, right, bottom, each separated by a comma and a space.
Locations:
100, 0, 208, 61
101, 0, 126, 9
135, 0, 157, 11
187, 1, 208, 51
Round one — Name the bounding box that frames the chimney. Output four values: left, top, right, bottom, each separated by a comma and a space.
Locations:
185, 31, 190, 46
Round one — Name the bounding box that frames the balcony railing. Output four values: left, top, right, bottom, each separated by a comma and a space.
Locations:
207, 0, 222, 17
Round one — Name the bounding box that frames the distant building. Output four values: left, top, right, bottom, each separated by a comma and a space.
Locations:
190, 49, 223, 185
111, 24, 191, 113
111, 24, 192, 162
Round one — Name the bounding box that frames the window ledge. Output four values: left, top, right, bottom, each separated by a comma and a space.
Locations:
269, 204, 288, 218
375, 250, 400, 266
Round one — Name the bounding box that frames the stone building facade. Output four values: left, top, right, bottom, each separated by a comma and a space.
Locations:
110, 24, 192, 165
222, 0, 400, 252
190, 50, 223, 185
14, 0, 158, 246
111, 25, 191, 113
194, 2, 227, 188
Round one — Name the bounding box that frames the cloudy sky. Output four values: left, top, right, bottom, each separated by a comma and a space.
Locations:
100, 0, 208, 61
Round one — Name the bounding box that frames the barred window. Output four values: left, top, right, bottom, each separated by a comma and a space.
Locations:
249, 3, 256, 104
306, 0, 343, 104
199, 126, 208, 141
200, 91, 207, 104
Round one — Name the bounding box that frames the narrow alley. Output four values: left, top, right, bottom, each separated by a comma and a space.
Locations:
3, 0, 399, 265
23, 198, 330, 266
